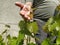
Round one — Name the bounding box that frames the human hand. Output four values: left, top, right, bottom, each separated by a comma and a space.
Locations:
15, 2, 33, 20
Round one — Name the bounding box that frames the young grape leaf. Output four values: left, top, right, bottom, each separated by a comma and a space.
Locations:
27, 22, 38, 34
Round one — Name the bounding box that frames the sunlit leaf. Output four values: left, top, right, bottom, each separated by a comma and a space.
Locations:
27, 22, 38, 34
48, 23, 56, 32
41, 39, 50, 45
43, 17, 54, 32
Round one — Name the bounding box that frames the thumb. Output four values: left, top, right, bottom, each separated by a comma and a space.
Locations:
15, 2, 24, 8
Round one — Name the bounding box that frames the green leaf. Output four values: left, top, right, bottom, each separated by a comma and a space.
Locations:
0, 43, 5, 45
7, 35, 11, 40
48, 23, 56, 32
0, 35, 5, 45
28, 43, 37, 45
57, 31, 60, 36
27, 22, 38, 34
17, 40, 23, 45
56, 26, 60, 31
1, 43, 5, 45
48, 17, 54, 24
19, 20, 33, 36
0, 35, 4, 44
56, 37, 60, 45
20, 28, 33, 37
8, 37, 17, 45
17, 32, 25, 45
43, 17, 54, 32
18, 20, 25, 29
0, 35, 2, 41
41, 39, 50, 45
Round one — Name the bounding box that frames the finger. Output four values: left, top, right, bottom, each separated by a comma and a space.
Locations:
15, 2, 24, 8
20, 10, 26, 16
24, 14, 31, 20
20, 11, 30, 20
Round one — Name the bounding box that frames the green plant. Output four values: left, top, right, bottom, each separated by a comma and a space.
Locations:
42, 5, 60, 45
